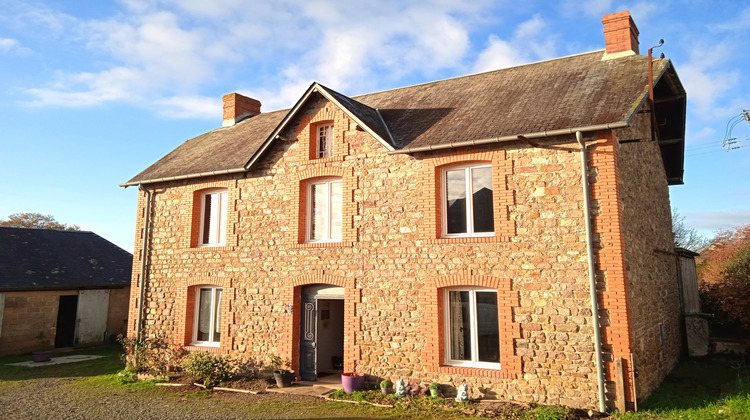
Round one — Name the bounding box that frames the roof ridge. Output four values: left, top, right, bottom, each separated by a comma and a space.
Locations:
350, 49, 608, 101
0, 226, 94, 234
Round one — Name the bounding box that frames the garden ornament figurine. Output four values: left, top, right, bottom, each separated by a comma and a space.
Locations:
455, 384, 469, 402
395, 379, 408, 397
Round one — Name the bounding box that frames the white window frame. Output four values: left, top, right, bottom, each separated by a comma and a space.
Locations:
305, 177, 343, 243
441, 163, 495, 238
198, 189, 228, 247
316, 124, 334, 158
443, 287, 501, 369
191, 286, 222, 347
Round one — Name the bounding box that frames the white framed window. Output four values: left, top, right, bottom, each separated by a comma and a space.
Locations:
199, 189, 228, 246
306, 178, 342, 242
444, 287, 501, 368
192, 286, 222, 346
442, 163, 494, 237
317, 124, 334, 158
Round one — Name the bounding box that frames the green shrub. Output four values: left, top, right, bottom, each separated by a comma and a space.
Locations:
184, 351, 236, 388
380, 379, 393, 389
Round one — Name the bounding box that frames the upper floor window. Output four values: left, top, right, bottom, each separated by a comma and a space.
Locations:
317, 124, 334, 158
192, 286, 222, 346
442, 164, 494, 237
444, 287, 500, 368
307, 178, 342, 242
199, 189, 227, 246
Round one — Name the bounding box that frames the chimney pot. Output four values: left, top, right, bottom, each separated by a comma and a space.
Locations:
222, 93, 261, 126
602, 11, 640, 58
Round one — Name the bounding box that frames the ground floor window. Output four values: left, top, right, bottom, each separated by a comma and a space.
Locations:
192, 286, 222, 346
444, 288, 500, 368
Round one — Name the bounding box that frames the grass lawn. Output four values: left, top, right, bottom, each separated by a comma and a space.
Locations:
0, 346, 748, 419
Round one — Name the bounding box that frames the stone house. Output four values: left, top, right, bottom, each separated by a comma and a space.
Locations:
122, 11, 687, 411
0, 227, 132, 356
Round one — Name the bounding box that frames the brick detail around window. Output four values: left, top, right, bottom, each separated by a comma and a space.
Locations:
277, 273, 360, 373
420, 271, 521, 379
287, 166, 357, 246
590, 130, 635, 406
419, 149, 515, 243
174, 275, 235, 354
179, 179, 239, 249
297, 102, 349, 162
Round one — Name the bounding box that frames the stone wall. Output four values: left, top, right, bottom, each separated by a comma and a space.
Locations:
618, 131, 681, 400
0, 291, 69, 355
107, 287, 131, 340
126, 97, 674, 409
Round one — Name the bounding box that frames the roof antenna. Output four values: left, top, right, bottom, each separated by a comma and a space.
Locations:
649, 39, 664, 101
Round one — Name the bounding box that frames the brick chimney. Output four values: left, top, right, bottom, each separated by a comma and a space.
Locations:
602, 11, 639, 59
222, 93, 261, 127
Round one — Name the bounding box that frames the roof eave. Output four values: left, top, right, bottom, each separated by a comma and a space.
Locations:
120, 167, 248, 187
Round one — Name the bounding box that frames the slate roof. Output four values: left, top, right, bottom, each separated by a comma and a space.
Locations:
0, 227, 132, 292
124, 50, 683, 186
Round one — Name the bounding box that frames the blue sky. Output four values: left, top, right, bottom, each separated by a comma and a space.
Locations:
0, 0, 748, 253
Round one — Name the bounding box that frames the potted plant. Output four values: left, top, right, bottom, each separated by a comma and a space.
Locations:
429, 382, 441, 398
380, 379, 393, 394
32, 332, 52, 363
341, 372, 365, 394
270, 355, 295, 388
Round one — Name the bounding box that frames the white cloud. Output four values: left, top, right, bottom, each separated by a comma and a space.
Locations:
473, 15, 556, 73
16, 0, 489, 118
687, 209, 750, 233
680, 41, 741, 121
0, 37, 30, 55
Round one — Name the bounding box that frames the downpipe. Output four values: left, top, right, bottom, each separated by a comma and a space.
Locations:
135, 186, 152, 343
577, 131, 607, 413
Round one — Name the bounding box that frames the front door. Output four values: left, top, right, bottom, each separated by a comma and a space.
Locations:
299, 293, 317, 381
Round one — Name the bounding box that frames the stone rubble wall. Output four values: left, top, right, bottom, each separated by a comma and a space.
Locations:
127, 98, 675, 409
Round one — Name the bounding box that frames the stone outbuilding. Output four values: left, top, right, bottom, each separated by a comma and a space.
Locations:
121, 11, 687, 411
0, 227, 132, 356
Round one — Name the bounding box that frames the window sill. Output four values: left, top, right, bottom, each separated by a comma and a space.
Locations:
293, 241, 353, 249
188, 245, 231, 252
184, 344, 223, 353
426, 235, 506, 244
435, 364, 511, 378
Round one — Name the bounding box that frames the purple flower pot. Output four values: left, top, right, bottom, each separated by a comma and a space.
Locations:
341, 372, 365, 394
33, 351, 52, 363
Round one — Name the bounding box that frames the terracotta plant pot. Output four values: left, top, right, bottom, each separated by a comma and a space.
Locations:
341, 372, 365, 394
273, 369, 295, 388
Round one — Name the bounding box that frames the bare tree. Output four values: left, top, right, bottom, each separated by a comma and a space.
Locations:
0, 213, 80, 231
672, 208, 710, 252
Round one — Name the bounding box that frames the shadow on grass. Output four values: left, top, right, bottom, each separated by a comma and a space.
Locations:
0, 344, 124, 382
639, 354, 749, 412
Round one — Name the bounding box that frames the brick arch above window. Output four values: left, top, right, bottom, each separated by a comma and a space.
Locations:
420, 271, 521, 379
296, 102, 348, 163
179, 179, 239, 249
419, 149, 515, 243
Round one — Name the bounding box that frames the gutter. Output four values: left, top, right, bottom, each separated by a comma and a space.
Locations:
135, 186, 153, 342
576, 131, 607, 413
388, 122, 630, 154
120, 167, 247, 187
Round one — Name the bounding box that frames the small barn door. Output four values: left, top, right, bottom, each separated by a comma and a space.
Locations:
75, 289, 110, 345
299, 293, 318, 381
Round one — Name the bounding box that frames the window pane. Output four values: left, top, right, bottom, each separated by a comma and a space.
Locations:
449, 291, 472, 361
202, 194, 213, 244
329, 181, 342, 240
446, 169, 467, 234
476, 292, 500, 363
213, 289, 222, 342
310, 183, 327, 241
197, 289, 212, 341
218, 192, 227, 245
471, 167, 494, 233
318, 125, 331, 158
